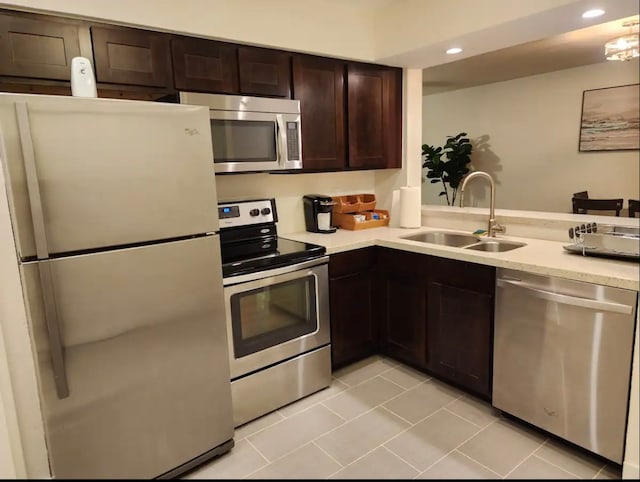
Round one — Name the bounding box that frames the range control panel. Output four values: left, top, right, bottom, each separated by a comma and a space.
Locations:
218, 198, 277, 229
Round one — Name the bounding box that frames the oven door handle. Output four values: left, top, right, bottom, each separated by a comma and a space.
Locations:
223, 256, 328, 286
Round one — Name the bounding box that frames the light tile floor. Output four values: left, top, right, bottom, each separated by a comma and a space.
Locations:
184, 355, 623, 479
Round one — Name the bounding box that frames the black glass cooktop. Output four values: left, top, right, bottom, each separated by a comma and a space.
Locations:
221, 237, 326, 278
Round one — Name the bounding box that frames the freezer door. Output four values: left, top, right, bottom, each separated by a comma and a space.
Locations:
0, 95, 219, 258
21, 236, 233, 478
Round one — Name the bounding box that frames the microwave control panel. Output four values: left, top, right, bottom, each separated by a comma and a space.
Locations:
286, 122, 300, 160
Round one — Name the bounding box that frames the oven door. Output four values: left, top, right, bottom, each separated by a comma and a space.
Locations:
223, 258, 330, 379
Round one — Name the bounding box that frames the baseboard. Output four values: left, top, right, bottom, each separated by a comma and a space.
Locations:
623, 460, 639, 479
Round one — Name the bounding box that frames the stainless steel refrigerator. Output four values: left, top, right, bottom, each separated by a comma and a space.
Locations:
0, 93, 234, 478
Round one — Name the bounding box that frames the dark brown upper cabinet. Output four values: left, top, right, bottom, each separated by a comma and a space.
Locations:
171, 36, 238, 93
237, 46, 291, 97
91, 26, 173, 88
0, 13, 83, 81
347, 64, 402, 169
292, 54, 345, 170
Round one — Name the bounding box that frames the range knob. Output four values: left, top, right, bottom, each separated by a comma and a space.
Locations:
249, 208, 260, 216
261, 207, 271, 215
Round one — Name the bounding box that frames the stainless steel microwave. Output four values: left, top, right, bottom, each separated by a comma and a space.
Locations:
179, 92, 302, 173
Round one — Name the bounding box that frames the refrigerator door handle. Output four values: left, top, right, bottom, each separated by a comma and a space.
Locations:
16, 102, 70, 399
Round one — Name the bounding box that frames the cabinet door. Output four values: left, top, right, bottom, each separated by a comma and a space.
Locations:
330, 271, 376, 368
171, 36, 238, 93
292, 55, 345, 170
427, 282, 493, 399
329, 248, 376, 369
238, 46, 291, 97
347, 64, 402, 169
376, 248, 428, 369
0, 13, 81, 80
91, 26, 173, 87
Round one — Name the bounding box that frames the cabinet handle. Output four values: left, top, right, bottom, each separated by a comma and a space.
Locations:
497, 279, 633, 315
16, 102, 70, 399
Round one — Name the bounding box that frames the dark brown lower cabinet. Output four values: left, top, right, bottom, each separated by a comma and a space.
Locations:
376, 248, 428, 369
329, 248, 377, 369
331, 247, 495, 399
426, 257, 495, 400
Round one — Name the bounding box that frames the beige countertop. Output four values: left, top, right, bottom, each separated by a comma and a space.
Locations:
282, 226, 640, 291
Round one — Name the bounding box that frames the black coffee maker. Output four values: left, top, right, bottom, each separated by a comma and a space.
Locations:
303, 194, 337, 233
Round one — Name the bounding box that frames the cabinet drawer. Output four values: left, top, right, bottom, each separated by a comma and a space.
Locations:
329, 247, 376, 278
429, 256, 495, 293
376, 247, 429, 277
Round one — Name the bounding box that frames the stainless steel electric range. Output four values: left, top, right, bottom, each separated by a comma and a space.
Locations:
218, 198, 331, 427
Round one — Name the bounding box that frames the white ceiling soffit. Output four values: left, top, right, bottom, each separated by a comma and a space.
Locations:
422, 14, 640, 96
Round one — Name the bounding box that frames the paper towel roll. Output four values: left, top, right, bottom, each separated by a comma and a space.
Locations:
389, 189, 401, 228
399, 186, 421, 228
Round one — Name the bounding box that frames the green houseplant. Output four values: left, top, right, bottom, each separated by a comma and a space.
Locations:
422, 132, 473, 206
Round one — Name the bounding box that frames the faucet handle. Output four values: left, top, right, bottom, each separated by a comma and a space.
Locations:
492, 222, 506, 235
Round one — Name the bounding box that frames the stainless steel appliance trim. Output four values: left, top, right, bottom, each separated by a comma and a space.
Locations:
223, 256, 328, 286
496, 278, 634, 314
224, 262, 330, 379
230, 345, 331, 427
275, 113, 284, 167
158, 439, 234, 479
16, 102, 69, 399
179, 92, 300, 114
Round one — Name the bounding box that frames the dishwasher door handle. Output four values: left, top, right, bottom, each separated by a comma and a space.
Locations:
496, 279, 634, 315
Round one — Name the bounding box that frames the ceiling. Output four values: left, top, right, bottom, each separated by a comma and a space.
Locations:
422, 15, 640, 95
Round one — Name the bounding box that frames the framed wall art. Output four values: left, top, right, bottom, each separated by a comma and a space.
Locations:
579, 83, 639, 152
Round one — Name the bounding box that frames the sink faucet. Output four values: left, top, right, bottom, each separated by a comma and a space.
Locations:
459, 171, 505, 237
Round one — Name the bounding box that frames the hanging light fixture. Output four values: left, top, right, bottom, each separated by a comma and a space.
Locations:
605, 21, 639, 61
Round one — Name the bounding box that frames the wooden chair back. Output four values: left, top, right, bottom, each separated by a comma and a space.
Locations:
629, 199, 640, 218
572, 197, 623, 216
571, 191, 589, 214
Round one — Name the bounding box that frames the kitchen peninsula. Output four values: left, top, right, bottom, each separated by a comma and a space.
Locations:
283, 205, 640, 474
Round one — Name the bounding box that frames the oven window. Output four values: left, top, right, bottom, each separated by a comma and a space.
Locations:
230, 275, 317, 358
211, 119, 277, 163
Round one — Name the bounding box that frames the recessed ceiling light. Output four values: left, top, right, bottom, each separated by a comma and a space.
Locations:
446, 47, 462, 55
582, 9, 605, 18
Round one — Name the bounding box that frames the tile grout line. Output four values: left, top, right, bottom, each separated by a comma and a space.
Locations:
531, 439, 607, 480
440, 405, 493, 429
501, 437, 551, 479
451, 449, 504, 479
308, 440, 346, 477
390, 414, 502, 477
530, 453, 589, 479
240, 437, 272, 479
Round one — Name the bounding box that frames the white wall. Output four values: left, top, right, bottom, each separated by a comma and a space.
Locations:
422, 60, 640, 213
216, 171, 377, 234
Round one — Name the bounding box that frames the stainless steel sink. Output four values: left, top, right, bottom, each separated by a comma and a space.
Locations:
401, 231, 526, 252
401, 231, 480, 247
464, 240, 527, 252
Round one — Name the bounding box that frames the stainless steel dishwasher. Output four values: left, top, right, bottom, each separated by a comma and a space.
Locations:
493, 268, 638, 464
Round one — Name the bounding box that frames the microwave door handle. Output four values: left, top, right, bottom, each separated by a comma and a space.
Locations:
275, 114, 286, 168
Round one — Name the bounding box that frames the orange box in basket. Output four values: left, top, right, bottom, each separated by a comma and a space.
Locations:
333, 209, 389, 230
332, 194, 377, 214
